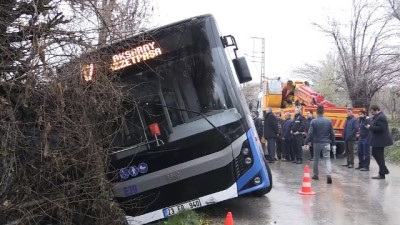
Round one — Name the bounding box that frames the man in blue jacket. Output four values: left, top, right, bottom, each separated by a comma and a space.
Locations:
304, 105, 336, 184
282, 112, 295, 161
356, 110, 371, 171
342, 108, 359, 168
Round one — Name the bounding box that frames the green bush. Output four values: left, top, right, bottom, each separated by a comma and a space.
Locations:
386, 119, 400, 164
386, 141, 400, 163
160, 210, 210, 225
388, 119, 400, 129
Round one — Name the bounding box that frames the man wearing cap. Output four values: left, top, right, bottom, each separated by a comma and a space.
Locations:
291, 107, 306, 164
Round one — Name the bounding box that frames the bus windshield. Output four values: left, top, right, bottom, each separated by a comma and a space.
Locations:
110, 18, 240, 150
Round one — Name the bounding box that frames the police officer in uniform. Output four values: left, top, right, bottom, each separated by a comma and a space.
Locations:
291, 107, 306, 164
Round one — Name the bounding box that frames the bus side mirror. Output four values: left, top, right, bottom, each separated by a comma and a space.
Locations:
232, 57, 252, 83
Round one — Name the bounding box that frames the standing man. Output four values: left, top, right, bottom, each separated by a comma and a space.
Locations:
305, 110, 315, 161
252, 111, 266, 156
356, 110, 371, 171
276, 112, 284, 160
263, 108, 279, 163
291, 107, 306, 164
366, 105, 393, 179
252, 111, 263, 140
342, 108, 359, 168
304, 105, 336, 184
282, 112, 295, 161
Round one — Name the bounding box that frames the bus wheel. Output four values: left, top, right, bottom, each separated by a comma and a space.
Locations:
253, 160, 273, 196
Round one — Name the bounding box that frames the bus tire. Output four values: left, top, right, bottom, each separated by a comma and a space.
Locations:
253, 159, 273, 196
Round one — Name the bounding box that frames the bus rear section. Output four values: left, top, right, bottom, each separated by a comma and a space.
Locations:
78, 15, 273, 224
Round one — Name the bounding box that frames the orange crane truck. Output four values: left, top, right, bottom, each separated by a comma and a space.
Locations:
257, 78, 364, 154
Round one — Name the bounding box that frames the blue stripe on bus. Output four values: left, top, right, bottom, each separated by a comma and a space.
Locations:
237, 128, 271, 195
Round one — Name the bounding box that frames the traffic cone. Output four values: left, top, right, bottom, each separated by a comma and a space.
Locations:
225, 211, 234, 225
298, 165, 315, 195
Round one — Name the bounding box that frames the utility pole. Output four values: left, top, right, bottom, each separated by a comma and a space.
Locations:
250, 37, 265, 92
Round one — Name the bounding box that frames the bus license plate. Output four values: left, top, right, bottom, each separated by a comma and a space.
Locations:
163, 199, 202, 217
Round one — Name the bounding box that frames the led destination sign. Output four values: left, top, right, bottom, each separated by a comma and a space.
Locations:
110, 41, 162, 71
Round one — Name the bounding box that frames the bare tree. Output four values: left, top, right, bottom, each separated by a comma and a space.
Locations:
241, 83, 261, 111
68, 0, 153, 46
294, 53, 351, 106
294, 53, 340, 87
389, 0, 400, 21
373, 87, 400, 119
0, 0, 152, 224
315, 0, 400, 109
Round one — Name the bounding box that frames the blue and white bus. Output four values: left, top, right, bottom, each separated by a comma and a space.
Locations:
83, 14, 272, 224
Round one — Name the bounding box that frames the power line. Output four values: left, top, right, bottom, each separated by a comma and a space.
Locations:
250, 37, 265, 92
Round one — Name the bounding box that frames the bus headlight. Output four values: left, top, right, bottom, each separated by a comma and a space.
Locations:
241, 148, 250, 155
245, 157, 252, 165
234, 140, 254, 178
254, 176, 261, 185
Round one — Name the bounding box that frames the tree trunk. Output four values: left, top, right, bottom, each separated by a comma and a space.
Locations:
98, 0, 116, 46
351, 98, 370, 109
349, 90, 370, 110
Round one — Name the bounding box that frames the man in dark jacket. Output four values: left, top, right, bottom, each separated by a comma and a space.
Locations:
282, 112, 295, 161
263, 108, 279, 163
276, 112, 284, 160
366, 105, 393, 179
291, 107, 306, 164
304, 105, 336, 184
305, 110, 315, 161
252, 111, 263, 138
342, 108, 359, 168
356, 110, 371, 171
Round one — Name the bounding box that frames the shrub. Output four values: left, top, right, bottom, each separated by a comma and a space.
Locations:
161, 210, 210, 225
386, 141, 400, 163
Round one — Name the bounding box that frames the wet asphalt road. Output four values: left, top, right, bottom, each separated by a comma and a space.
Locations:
202, 153, 400, 225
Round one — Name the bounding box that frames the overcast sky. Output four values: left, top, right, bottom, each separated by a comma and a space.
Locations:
151, 0, 353, 83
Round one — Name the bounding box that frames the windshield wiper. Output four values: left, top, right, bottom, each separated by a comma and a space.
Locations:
154, 103, 231, 144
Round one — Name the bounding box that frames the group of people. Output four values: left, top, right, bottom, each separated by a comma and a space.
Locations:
252, 104, 394, 184
331, 106, 393, 180
252, 107, 311, 165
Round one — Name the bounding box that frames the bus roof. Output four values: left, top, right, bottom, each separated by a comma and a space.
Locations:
58, 14, 215, 74
89, 14, 214, 55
